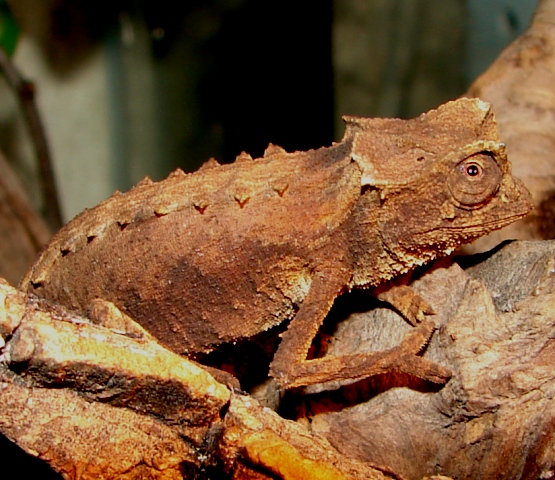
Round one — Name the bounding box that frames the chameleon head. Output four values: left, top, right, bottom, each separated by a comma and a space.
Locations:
343, 97, 503, 188
375, 136, 533, 268
342, 97, 533, 270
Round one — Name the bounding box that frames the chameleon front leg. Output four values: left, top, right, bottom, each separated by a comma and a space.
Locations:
373, 284, 435, 325
269, 268, 451, 390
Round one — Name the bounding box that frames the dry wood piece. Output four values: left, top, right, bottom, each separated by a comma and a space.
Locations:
2, 297, 230, 427
220, 393, 391, 480
464, 0, 555, 252
0, 150, 51, 285
303, 240, 555, 480
0, 376, 200, 479
0, 279, 395, 479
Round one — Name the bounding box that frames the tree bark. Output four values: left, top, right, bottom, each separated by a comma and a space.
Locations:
464, 0, 555, 252
302, 240, 555, 480
0, 150, 51, 285
0, 278, 393, 480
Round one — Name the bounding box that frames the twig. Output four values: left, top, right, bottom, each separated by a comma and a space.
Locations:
0, 149, 51, 250
0, 47, 62, 230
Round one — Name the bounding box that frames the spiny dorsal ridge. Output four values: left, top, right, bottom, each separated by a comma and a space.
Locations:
235, 151, 253, 163
197, 158, 220, 172
109, 189, 124, 199
134, 176, 154, 188
168, 168, 187, 178
264, 143, 287, 157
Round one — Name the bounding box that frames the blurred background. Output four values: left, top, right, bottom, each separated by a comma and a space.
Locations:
0, 0, 537, 222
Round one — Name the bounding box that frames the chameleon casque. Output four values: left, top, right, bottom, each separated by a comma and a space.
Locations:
21, 98, 532, 390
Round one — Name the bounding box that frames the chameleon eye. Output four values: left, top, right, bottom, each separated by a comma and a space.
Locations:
465, 163, 481, 177
448, 153, 502, 208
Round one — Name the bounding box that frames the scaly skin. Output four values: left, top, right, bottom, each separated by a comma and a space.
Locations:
21, 98, 533, 389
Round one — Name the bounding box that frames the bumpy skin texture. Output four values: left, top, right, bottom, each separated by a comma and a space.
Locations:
21, 98, 533, 389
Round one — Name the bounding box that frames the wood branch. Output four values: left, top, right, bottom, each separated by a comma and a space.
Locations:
0, 376, 199, 479
0, 46, 62, 230
301, 240, 555, 480
0, 279, 394, 480
0, 150, 50, 250
0, 149, 51, 285
464, 0, 555, 252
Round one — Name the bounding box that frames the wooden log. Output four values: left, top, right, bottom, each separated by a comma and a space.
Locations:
0, 278, 393, 479
302, 240, 555, 480
464, 0, 555, 252
0, 150, 51, 285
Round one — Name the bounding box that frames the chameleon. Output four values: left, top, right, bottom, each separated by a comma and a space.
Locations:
20, 98, 533, 390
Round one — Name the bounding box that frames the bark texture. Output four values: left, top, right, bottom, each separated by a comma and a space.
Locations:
464, 0, 555, 252
0, 278, 391, 480
0, 151, 50, 285
303, 240, 555, 480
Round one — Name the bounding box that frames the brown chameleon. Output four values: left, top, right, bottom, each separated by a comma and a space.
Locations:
21, 98, 532, 390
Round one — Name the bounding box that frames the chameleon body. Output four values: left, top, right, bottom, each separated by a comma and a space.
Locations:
21, 99, 533, 389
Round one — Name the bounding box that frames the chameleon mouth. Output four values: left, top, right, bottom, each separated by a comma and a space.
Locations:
444, 210, 531, 234
410, 212, 530, 245
443, 176, 534, 236
381, 190, 533, 267
392, 208, 533, 259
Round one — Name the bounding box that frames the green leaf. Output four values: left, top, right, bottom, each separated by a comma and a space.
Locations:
0, 0, 18, 57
